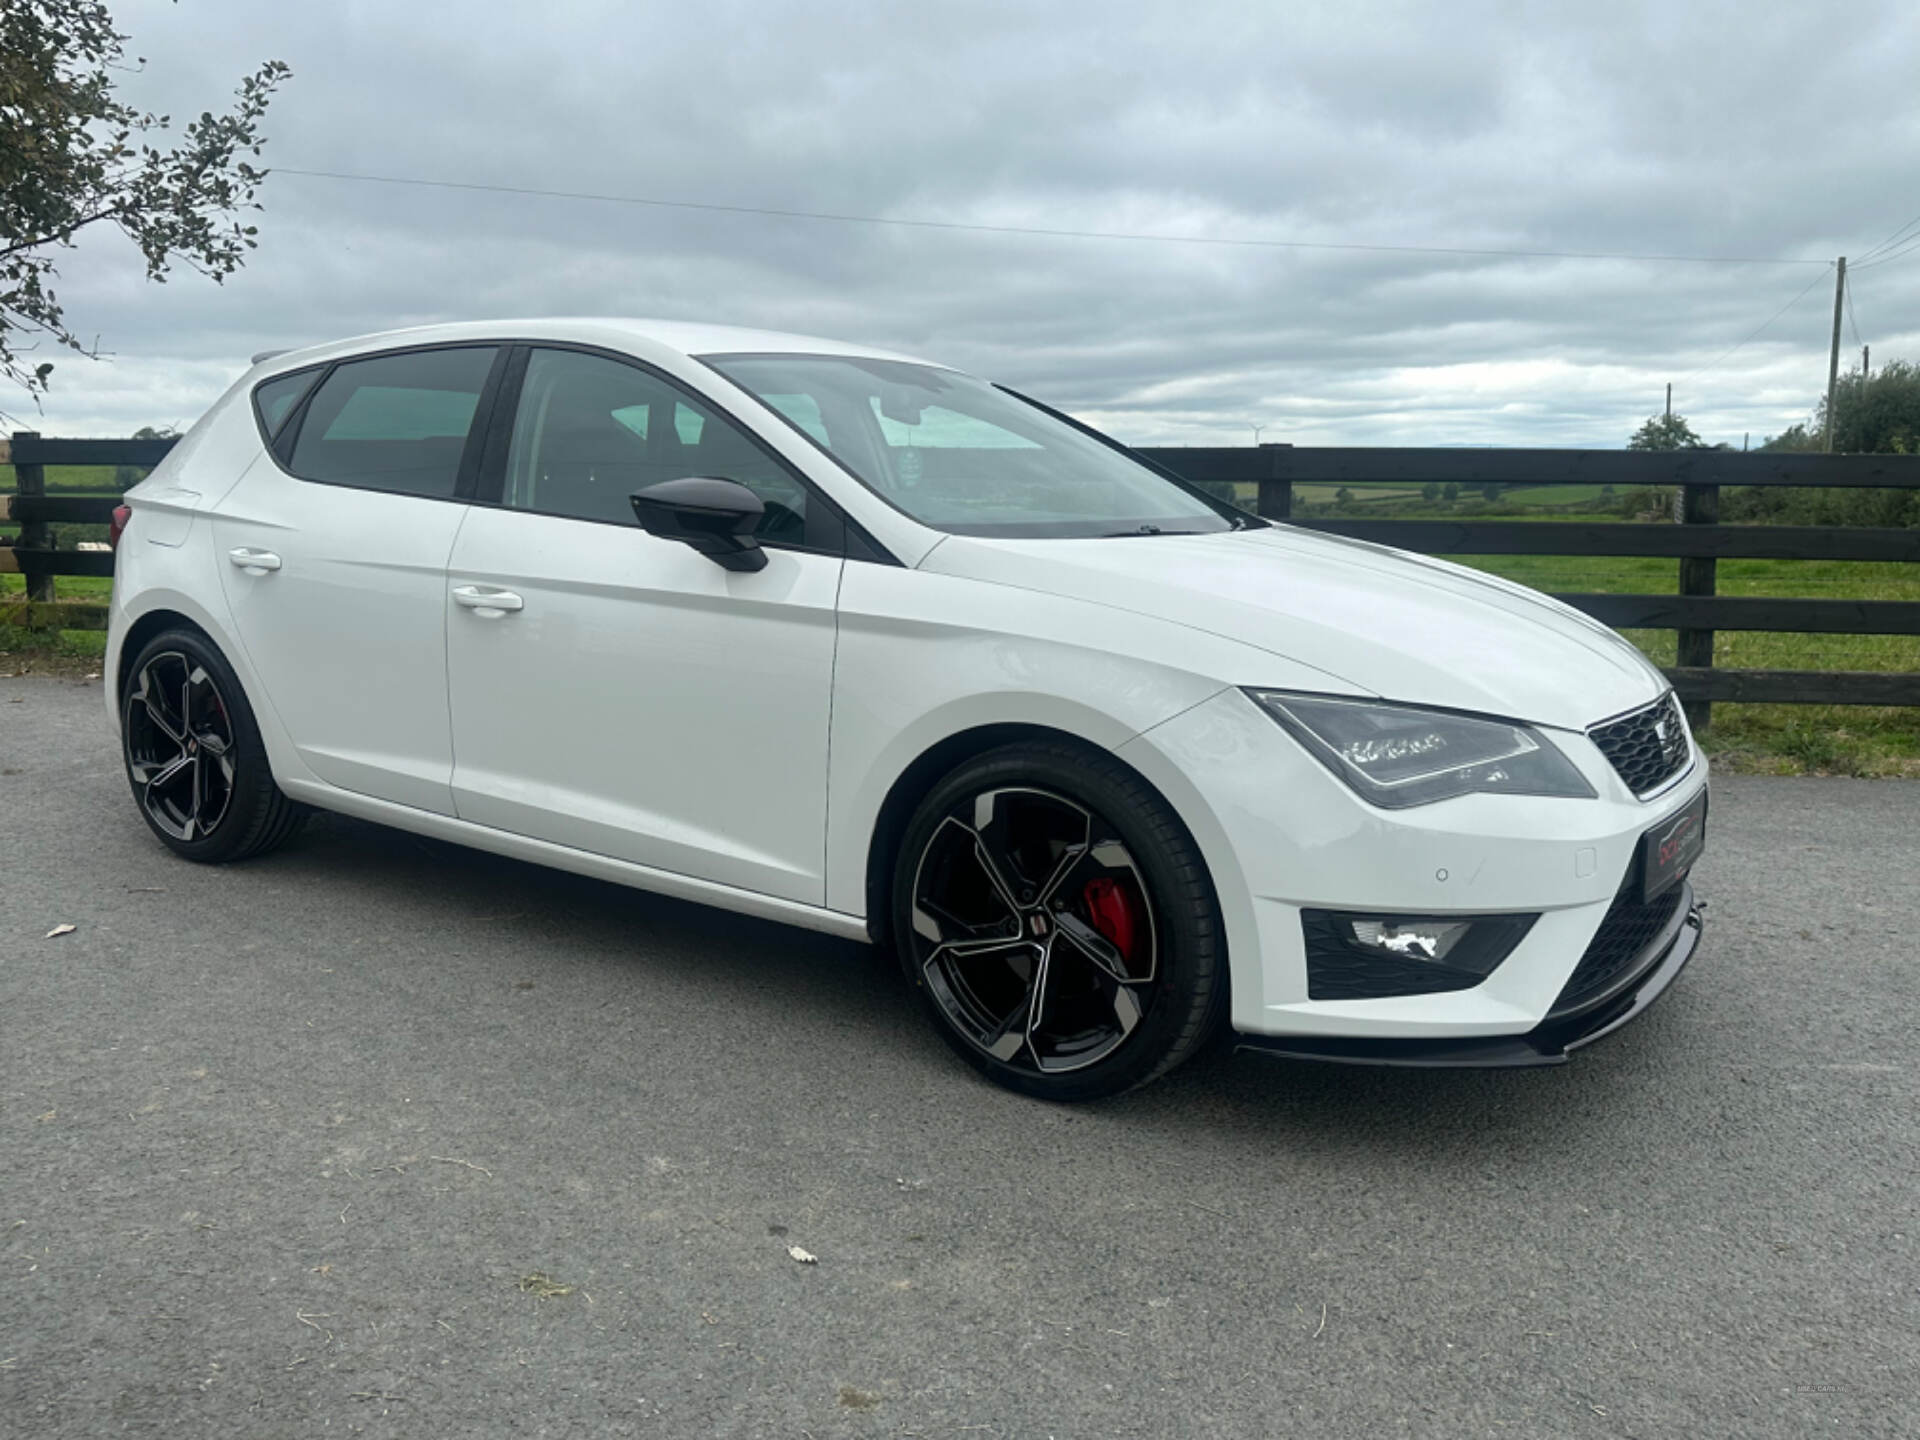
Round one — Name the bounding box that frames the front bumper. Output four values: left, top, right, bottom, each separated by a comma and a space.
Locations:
1233, 885, 1702, 1067
1116, 686, 1708, 1048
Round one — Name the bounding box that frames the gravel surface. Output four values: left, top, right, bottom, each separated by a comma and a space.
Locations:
2, 673, 1916, 1438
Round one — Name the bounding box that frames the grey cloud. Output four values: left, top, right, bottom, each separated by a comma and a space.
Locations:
25, 0, 1920, 448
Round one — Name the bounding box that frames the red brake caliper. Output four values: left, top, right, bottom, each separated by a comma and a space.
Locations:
1081, 877, 1139, 970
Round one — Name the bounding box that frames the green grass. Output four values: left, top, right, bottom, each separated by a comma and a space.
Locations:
42, 465, 128, 491
1, 573, 112, 671
1451, 554, 1920, 777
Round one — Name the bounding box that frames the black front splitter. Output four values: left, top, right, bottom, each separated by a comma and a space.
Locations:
1233, 894, 1703, 1070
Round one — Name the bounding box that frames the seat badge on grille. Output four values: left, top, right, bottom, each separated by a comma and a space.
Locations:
1652, 714, 1670, 743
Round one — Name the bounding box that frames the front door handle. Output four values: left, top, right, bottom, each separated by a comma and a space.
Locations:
452, 584, 524, 617
227, 547, 281, 575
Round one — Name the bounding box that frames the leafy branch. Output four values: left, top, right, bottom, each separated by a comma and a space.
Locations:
0, 1, 289, 411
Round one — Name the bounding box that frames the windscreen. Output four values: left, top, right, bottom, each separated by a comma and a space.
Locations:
702, 353, 1234, 539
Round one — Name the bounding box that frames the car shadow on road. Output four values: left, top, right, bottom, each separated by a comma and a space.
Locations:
257, 810, 1712, 1165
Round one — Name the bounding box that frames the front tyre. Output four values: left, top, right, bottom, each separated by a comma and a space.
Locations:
893, 742, 1225, 1101
121, 628, 303, 863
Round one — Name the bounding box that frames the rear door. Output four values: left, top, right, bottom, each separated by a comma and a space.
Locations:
212, 345, 506, 814
443, 345, 844, 902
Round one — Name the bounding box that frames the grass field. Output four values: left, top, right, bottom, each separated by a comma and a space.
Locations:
1449, 555, 1920, 777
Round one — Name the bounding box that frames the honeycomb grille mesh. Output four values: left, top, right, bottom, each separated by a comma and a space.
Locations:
1589, 693, 1690, 797
1550, 876, 1686, 1018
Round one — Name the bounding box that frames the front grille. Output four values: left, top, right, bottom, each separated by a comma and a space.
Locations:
1589, 692, 1691, 797
1549, 874, 1686, 1018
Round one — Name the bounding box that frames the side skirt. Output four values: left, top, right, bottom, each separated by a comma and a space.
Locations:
278, 777, 873, 943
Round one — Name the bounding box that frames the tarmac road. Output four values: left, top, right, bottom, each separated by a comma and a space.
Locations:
2, 673, 1916, 1437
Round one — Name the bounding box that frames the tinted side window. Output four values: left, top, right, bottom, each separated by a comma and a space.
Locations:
504, 348, 812, 546
252, 368, 320, 442
288, 348, 496, 497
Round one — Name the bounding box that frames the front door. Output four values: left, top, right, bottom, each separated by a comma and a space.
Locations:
444, 346, 843, 903
213, 345, 502, 814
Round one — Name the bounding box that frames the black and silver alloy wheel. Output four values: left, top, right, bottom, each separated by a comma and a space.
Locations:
894, 742, 1224, 1100
120, 627, 304, 863
911, 787, 1160, 1076
125, 651, 237, 842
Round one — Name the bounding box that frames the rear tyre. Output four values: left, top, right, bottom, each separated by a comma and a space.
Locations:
892, 741, 1225, 1101
121, 628, 304, 863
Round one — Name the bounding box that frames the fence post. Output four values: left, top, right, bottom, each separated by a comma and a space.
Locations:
1676, 472, 1718, 732
12, 431, 55, 611
1257, 442, 1293, 520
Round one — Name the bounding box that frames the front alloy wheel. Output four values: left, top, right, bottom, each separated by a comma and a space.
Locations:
895, 743, 1224, 1100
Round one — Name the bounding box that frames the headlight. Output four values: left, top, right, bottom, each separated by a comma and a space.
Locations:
1248, 690, 1596, 808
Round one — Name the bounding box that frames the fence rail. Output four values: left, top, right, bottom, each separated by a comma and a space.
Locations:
1130, 446, 1920, 721
8, 432, 1920, 722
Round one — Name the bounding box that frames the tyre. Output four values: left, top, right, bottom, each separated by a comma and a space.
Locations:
892, 741, 1225, 1100
120, 627, 304, 863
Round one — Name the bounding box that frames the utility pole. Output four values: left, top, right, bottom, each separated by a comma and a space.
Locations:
1665, 383, 1672, 419
1863, 344, 1870, 388
1824, 256, 1846, 451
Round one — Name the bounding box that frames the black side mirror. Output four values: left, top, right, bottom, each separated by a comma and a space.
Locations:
630, 477, 767, 572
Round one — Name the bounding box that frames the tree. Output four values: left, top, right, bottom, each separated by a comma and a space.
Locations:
1, 1, 289, 412
1421, 481, 1440, 502
1627, 412, 1706, 450
1737, 360, 1920, 528
1441, 481, 1459, 502
113, 422, 177, 489
1803, 359, 1920, 456
1334, 486, 1355, 508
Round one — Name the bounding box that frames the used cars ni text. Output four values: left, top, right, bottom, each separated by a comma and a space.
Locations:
106, 319, 1706, 1099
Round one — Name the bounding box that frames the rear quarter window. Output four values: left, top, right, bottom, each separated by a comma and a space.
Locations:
285, 347, 498, 497
251, 368, 321, 443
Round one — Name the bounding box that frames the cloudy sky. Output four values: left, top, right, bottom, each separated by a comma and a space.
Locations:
26, 0, 1920, 447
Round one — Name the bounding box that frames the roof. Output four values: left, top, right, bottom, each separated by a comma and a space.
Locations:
253, 317, 945, 377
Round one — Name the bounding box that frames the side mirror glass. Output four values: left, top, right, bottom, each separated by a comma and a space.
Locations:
630, 477, 767, 572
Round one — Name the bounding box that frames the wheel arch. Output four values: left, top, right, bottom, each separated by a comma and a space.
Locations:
860, 721, 1220, 954
109, 594, 310, 794
115, 607, 216, 715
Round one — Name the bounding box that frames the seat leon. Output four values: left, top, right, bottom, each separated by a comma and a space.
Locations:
105, 319, 1706, 1099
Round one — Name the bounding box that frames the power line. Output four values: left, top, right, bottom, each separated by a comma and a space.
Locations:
1845, 273, 1862, 348
273, 165, 1832, 267
1854, 230, 1920, 271
1676, 262, 1835, 385
1856, 209, 1920, 264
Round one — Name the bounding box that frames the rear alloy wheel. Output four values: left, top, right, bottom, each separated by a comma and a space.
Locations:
894, 743, 1224, 1100
121, 629, 304, 863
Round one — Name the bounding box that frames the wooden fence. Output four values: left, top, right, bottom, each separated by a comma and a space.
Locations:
7, 431, 1920, 726
1138, 446, 1920, 726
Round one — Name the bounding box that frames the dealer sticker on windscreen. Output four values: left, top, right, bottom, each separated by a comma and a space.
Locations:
1642, 787, 1708, 902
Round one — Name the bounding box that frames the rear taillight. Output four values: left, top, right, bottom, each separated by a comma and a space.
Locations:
109, 504, 131, 550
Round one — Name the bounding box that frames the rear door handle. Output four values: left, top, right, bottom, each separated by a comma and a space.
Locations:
227, 547, 281, 575
452, 584, 524, 617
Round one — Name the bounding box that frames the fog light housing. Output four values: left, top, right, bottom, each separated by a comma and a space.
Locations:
1301, 910, 1537, 1001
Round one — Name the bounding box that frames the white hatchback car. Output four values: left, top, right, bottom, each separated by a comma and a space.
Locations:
106, 319, 1705, 1099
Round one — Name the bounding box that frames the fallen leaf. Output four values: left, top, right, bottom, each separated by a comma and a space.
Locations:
516, 1272, 574, 1299
45, 924, 75, 939
787, 1245, 817, 1264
